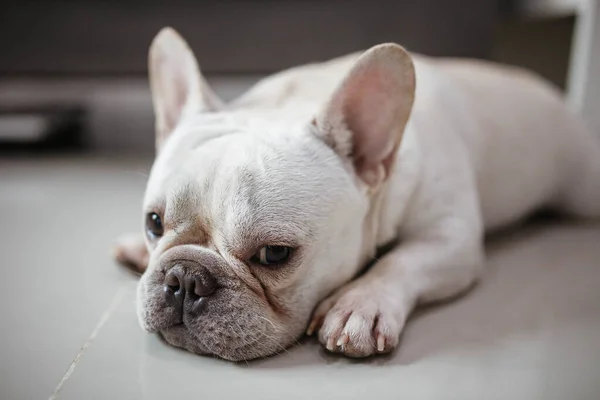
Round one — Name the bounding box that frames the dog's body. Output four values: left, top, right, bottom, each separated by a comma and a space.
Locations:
115, 28, 600, 361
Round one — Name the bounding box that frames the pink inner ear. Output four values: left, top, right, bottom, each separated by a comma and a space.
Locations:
342, 67, 399, 168
163, 59, 190, 132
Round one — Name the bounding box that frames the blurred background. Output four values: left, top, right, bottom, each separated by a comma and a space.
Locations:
2, 2, 600, 399
0, 0, 598, 154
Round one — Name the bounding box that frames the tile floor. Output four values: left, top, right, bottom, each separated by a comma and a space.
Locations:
1, 155, 600, 400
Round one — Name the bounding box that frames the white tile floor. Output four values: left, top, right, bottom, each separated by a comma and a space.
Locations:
1, 156, 600, 400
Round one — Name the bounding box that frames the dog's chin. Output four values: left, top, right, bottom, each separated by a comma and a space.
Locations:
159, 325, 211, 356
159, 324, 293, 362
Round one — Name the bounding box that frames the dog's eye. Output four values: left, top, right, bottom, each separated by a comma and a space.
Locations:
252, 246, 292, 266
146, 212, 164, 238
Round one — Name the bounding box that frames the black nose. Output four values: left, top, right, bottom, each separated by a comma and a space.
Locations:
163, 264, 217, 318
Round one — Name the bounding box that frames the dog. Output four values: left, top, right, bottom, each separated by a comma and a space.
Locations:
114, 27, 600, 361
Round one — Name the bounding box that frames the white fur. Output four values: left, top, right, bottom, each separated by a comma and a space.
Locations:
131, 27, 600, 359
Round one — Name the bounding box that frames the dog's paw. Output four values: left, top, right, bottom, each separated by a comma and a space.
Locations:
113, 233, 149, 275
307, 283, 407, 358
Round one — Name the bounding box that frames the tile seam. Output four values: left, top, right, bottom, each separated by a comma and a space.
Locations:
48, 285, 128, 400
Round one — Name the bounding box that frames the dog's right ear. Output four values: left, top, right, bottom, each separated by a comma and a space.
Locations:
149, 27, 223, 150
312, 44, 415, 190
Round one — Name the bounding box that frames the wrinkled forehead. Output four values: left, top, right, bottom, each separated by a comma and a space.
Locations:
147, 113, 277, 195
144, 113, 347, 245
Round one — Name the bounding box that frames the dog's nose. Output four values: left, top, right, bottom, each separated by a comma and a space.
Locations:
163, 264, 217, 318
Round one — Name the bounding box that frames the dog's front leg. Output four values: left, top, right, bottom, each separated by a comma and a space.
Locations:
308, 229, 483, 358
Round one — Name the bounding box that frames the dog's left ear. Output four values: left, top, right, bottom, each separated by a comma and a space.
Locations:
313, 44, 415, 188
149, 27, 224, 149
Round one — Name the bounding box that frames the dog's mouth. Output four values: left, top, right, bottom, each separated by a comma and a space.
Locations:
141, 285, 293, 361
158, 318, 294, 361
158, 324, 212, 356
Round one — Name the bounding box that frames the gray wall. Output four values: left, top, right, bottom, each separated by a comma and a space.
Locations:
0, 1, 500, 75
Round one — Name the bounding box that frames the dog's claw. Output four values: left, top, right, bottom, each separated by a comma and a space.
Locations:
306, 319, 318, 336
336, 333, 349, 347
326, 337, 336, 351
377, 334, 385, 352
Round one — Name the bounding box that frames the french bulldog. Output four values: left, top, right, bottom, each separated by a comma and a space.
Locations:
114, 27, 600, 361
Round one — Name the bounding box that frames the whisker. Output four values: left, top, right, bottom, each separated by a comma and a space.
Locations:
230, 322, 256, 366
257, 315, 302, 348
256, 330, 293, 356
112, 168, 150, 179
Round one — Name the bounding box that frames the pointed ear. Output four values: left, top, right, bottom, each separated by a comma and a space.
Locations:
313, 43, 415, 188
148, 27, 224, 149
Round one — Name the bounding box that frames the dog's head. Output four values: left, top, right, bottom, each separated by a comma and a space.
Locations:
137, 28, 415, 361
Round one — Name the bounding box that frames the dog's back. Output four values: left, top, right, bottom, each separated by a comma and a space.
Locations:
421, 57, 600, 228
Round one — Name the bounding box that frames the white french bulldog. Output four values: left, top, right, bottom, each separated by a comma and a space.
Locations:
114, 27, 600, 361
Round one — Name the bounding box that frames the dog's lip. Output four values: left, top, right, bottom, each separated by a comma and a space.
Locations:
159, 323, 184, 336
159, 323, 213, 355
159, 318, 266, 361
